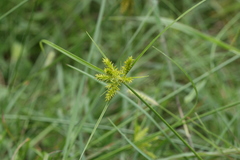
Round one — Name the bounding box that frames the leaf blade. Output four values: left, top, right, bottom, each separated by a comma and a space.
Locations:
39, 39, 104, 74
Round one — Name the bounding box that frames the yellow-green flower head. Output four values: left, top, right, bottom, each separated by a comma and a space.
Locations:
96, 57, 135, 101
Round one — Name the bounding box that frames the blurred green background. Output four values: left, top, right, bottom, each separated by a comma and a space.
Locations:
1, 0, 240, 159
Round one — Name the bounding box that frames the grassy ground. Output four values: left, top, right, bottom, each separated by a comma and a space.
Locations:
1, 0, 240, 159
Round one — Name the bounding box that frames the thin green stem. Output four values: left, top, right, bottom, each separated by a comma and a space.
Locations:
79, 102, 110, 160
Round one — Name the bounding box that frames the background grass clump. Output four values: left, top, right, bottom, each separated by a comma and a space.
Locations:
1, 0, 240, 159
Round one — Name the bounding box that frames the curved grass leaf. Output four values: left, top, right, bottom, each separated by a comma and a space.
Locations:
39, 39, 104, 74
152, 47, 198, 118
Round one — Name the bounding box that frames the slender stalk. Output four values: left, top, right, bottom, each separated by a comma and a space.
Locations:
79, 102, 109, 160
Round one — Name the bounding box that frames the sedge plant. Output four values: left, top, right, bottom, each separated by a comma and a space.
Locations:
39, 1, 207, 159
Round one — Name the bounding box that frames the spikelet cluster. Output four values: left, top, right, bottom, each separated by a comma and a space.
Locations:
96, 57, 135, 101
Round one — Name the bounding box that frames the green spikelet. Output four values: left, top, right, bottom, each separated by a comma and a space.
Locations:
95, 74, 110, 82
105, 83, 121, 101
122, 56, 134, 75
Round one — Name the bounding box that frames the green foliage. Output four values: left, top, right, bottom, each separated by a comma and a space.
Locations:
1, 0, 240, 160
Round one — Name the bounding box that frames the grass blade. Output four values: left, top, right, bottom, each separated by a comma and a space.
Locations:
79, 103, 110, 160
39, 39, 104, 74
0, 0, 29, 20
152, 46, 198, 118
86, 32, 107, 59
